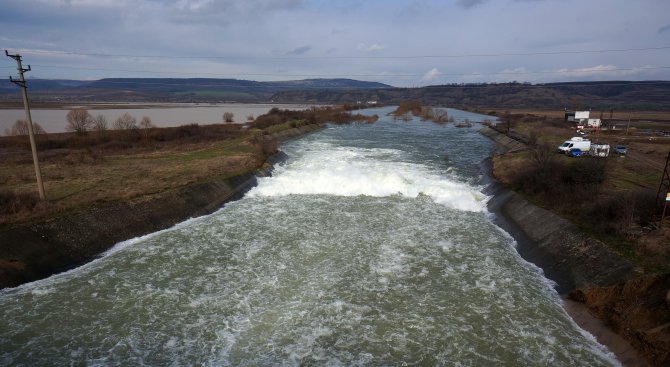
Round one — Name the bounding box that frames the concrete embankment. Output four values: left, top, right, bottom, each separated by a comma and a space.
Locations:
486, 182, 637, 293
481, 126, 670, 366
481, 127, 636, 292
0, 123, 323, 289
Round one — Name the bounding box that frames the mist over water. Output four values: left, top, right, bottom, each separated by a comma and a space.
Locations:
0, 107, 618, 366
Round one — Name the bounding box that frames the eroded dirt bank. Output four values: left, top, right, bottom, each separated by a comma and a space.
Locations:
570, 274, 670, 366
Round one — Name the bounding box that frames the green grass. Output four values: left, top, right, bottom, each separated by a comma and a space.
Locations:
162, 140, 255, 162
263, 120, 307, 134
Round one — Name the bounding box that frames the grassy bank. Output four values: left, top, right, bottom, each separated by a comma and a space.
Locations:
0, 106, 375, 228
485, 111, 670, 273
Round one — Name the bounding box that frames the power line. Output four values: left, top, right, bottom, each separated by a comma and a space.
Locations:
13, 63, 670, 79
3, 78, 668, 91
9, 45, 670, 60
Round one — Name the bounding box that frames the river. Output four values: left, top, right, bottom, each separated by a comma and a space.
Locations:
0, 107, 618, 366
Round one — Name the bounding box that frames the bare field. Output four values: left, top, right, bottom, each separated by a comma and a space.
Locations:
0, 134, 264, 227
490, 114, 670, 272
484, 108, 670, 122
0, 105, 373, 227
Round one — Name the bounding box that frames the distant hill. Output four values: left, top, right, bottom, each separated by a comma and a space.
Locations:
0, 78, 392, 103
1, 78, 668, 110
271, 81, 670, 110
0, 79, 93, 92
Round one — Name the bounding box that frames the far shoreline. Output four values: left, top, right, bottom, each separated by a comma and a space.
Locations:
0, 102, 325, 134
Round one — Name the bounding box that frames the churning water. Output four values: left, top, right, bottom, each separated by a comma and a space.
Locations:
0, 108, 618, 366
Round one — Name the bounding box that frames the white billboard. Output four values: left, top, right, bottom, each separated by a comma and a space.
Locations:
575, 111, 590, 119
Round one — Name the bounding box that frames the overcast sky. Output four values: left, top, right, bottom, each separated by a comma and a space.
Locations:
1, 0, 669, 87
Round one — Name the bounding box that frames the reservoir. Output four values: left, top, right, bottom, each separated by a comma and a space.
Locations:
0, 107, 617, 365
0, 103, 316, 134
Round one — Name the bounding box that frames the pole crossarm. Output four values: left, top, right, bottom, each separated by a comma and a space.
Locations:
9, 76, 26, 88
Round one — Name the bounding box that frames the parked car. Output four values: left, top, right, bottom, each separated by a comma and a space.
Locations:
568, 148, 583, 157
614, 145, 627, 155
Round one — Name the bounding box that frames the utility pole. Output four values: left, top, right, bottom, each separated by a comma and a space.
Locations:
5, 50, 46, 200
653, 150, 670, 228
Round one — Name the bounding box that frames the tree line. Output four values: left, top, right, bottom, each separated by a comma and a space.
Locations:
5, 109, 257, 137
64, 108, 154, 134
4, 108, 156, 136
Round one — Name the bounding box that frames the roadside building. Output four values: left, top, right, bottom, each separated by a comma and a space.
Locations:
587, 118, 602, 128
564, 110, 591, 124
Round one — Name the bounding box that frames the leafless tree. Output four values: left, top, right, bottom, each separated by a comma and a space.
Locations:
7, 119, 46, 136
66, 108, 93, 134
139, 116, 154, 140
33, 122, 46, 135
139, 116, 154, 129
113, 113, 137, 130
531, 142, 556, 168
247, 114, 255, 122
223, 112, 234, 123
9, 119, 28, 136
91, 114, 108, 132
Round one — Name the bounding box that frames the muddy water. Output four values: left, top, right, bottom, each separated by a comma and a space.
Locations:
0, 103, 315, 133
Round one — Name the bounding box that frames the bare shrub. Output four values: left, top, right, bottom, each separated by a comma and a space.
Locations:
66, 108, 92, 134
530, 142, 556, 168
91, 114, 108, 132
139, 116, 154, 129
513, 143, 562, 197
247, 114, 255, 122
392, 101, 422, 116
223, 112, 234, 123
433, 109, 448, 123
7, 119, 46, 136
584, 189, 657, 236
0, 190, 40, 218
528, 128, 540, 147
113, 113, 137, 130
561, 159, 608, 187
9, 120, 28, 136
139, 116, 154, 141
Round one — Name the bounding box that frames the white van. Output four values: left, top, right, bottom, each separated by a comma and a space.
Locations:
558, 137, 591, 154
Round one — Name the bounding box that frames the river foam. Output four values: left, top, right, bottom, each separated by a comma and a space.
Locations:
249, 143, 488, 212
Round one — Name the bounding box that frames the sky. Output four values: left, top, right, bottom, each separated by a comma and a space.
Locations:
1, 0, 669, 87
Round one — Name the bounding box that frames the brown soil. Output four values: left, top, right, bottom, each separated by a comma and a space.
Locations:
563, 298, 650, 366
570, 274, 670, 366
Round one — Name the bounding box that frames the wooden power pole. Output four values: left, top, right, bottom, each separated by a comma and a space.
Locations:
5, 50, 46, 200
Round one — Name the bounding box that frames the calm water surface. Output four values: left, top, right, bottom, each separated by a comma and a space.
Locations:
0, 103, 315, 134
0, 107, 618, 366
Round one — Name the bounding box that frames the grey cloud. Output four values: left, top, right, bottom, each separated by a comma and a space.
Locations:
659, 24, 670, 34
286, 45, 311, 55
457, 0, 489, 9
170, 0, 306, 25
457, 0, 546, 9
